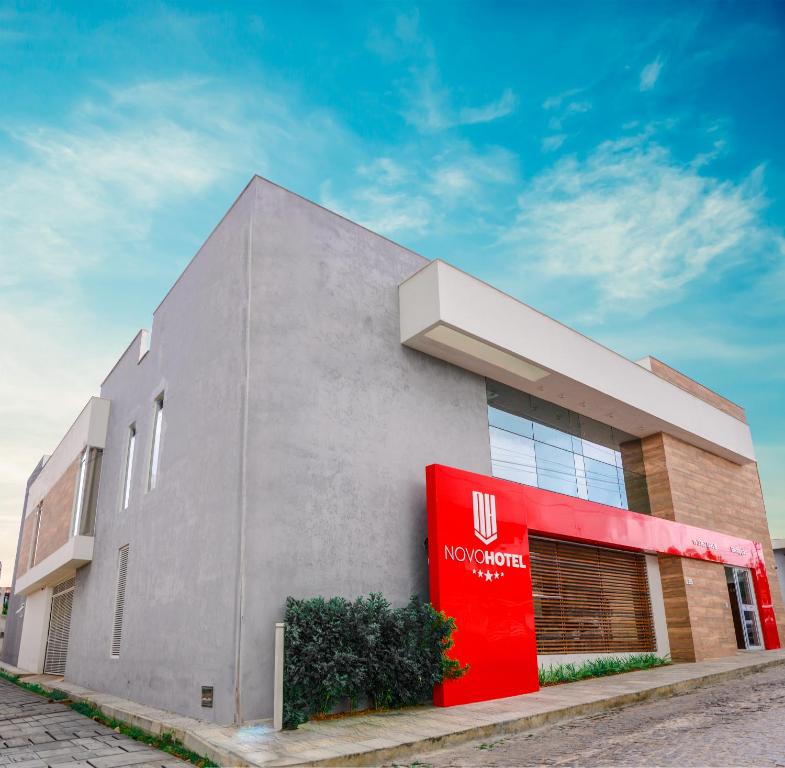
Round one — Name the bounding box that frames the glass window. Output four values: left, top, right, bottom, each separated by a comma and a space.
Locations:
533, 421, 573, 452
29, 504, 43, 568
534, 441, 578, 497
72, 448, 89, 536
574, 454, 589, 500
583, 456, 622, 507
581, 439, 616, 466
485, 379, 650, 512
489, 427, 537, 486
123, 426, 136, 509
488, 406, 534, 438
148, 396, 164, 491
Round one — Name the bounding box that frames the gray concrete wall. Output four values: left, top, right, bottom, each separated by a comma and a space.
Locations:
2, 457, 47, 667
18, 176, 495, 725
65, 184, 254, 725
238, 178, 493, 720
773, 545, 785, 618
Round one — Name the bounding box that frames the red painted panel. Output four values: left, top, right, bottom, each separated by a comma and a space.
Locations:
427, 464, 780, 707
427, 465, 539, 706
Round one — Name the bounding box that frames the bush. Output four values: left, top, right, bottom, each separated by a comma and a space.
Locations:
538, 653, 670, 686
283, 593, 466, 729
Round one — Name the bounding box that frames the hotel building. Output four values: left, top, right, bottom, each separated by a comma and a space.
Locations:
3, 177, 782, 724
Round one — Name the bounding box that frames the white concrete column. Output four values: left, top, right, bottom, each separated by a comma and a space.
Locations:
645, 554, 671, 659
17, 587, 53, 673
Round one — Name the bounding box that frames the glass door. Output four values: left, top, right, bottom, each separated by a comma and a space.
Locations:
725, 566, 763, 650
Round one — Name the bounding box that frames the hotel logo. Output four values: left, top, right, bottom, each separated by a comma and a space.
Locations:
472, 491, 498, 545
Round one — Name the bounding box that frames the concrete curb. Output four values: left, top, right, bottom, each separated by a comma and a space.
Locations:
0, 661, 249, 768
310, 655, 785, 767
4, 655, 785, 767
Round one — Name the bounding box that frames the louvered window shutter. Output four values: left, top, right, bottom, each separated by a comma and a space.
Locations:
44, 578, 75, 675
530, 537, 656, 654
111, 545, 129, 657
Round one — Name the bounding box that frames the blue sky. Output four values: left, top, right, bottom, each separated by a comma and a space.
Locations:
1, 1, 784, 579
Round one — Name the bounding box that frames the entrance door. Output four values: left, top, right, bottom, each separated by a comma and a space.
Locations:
725, 567, 762, 650
43, 578, 75, 675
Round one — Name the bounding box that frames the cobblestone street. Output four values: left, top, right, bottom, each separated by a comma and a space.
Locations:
0, 679, 187, 768
411, 663, 785, 767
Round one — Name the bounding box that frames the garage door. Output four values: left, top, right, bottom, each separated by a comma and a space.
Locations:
43, 577, 75, 675
530, 537, 656, 654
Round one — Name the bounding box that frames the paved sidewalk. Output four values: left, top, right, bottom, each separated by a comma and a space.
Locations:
4, 650, 785, 767
0, 678, 187, 768
416, 662, 785, 766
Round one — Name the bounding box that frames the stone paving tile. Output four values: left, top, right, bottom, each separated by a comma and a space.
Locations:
415, 663, 785, 767
0, 681, 187, 768
6, 761, 47, 768
85, 752, 172, 768
114, 744, 155, 754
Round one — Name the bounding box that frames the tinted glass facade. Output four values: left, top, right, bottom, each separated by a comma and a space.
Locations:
487, 380, 650, 513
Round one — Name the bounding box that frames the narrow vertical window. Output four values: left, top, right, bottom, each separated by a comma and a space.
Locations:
72, 448, 89, 536
148, 395, 164, 490
122, 426, 136, 509
111, 545, 129, 658
29, 503, 43, 568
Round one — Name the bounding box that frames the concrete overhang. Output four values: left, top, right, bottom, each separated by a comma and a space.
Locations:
25, 396, 110, 518
15, 536, 94, 596
399, 260, 755, 465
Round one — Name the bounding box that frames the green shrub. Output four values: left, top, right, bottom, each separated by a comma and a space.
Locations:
538, 653, 669, 686
0, 669, 19, 684
283, 593, 466, 729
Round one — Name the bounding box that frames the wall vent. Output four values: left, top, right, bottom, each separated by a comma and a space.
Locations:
111, 545, 129, 658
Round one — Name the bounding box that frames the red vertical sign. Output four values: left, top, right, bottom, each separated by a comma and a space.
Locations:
427, 464, 540, 706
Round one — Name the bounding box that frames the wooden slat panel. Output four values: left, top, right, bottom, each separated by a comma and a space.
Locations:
530, 537, 656, 654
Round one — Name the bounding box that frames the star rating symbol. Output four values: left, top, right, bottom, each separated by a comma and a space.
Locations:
473, 569, 505, 583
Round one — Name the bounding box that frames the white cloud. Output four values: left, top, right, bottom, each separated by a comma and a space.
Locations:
357, 157, 411, 186
402, 66, 517, 133
324, 142, 518, 235
541, 134, 566, 152
0, 79, 264, 295
542, 87, 585, 111
427, 144, 517, 200
563, 100, 592, 115
539, 93, 591, 156
457, 88, 518, 126
504, 135, 775, 311
322, 181, 432, 235
640, 56, 664, 91
598, 324, 785, 369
